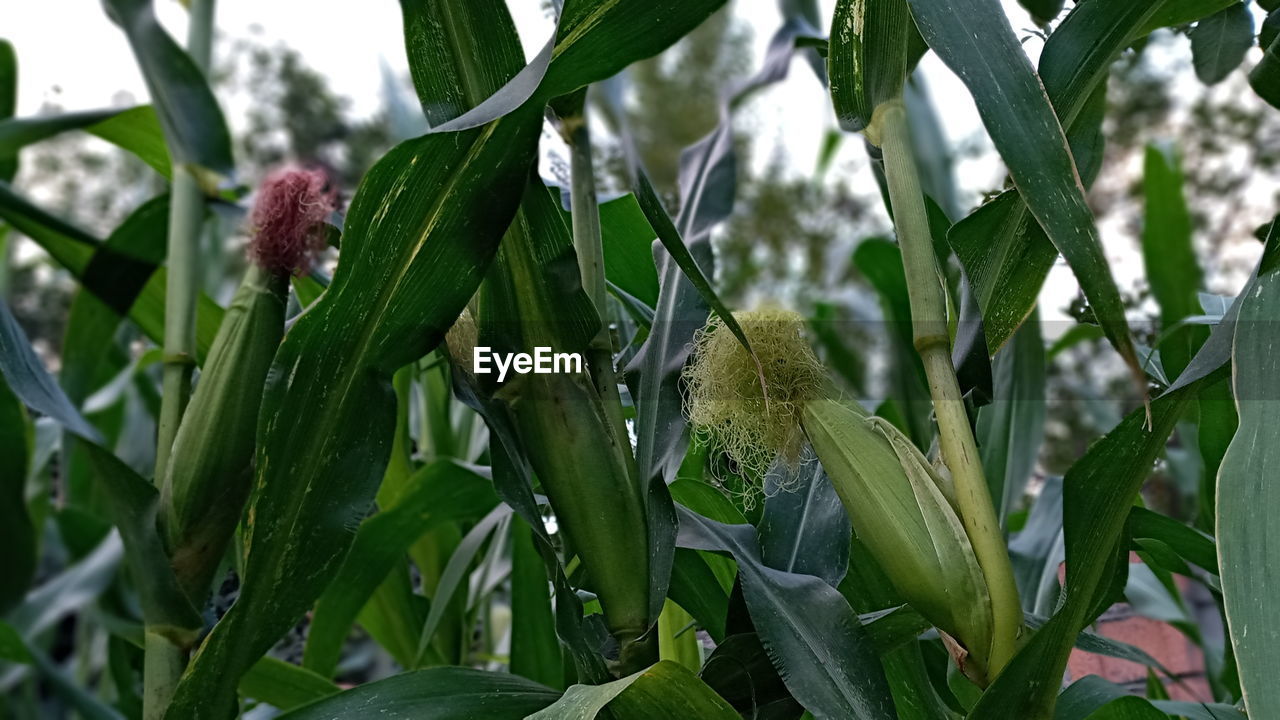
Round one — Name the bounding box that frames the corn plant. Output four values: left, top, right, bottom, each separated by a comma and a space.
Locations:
0, 0, 1278, 718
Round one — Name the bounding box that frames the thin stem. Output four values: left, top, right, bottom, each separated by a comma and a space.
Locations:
876, 99, 1022, 677
563, 107, 634, 467
147, 2, 215, 718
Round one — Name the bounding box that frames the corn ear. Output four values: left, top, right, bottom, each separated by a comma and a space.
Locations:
802, 398, 993, 676
499, 371, 651, 646
160, 263, 288, 601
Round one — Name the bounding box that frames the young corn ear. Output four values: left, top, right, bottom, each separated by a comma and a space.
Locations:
160, 166, 334, 602
684, 309, 996, 678
803, 398, 993, 678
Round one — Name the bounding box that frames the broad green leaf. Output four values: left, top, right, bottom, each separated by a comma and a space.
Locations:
677, 506, 896, 719
758, 457, 850, 587
399, 0, 525, 127
1128, 506, 1217, 575
510, 515, 564, 689
301, 460, 497, 677
977, 308, 1046, 524
0, 185, 222, 362
1141, 144, 1205, 380
85, 105, 171, 177
598, 193, 660, 307
527, 660, 737, 720
905, 0, 1142, 385
828, 0, 925, 132
0, 376, 34, 613
1189, 3, 1254, 85
946, 0, 1208, 356
699, 633, 800, 716
1218, 267, 1280, 717
0, 297, 99, 440
102, 0, 232, 175
238, 657, 338, 712
277, 667, 559, 720
1056, 675, 1245, 720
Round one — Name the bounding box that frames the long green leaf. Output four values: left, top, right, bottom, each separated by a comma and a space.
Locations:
977, 308, 1046, 523
905, 0, 1142, 384
1141, 143, 1205, 380
1217, 266, 1280, 716
276, 667, 559, 719
101, 0, 232, 175
0, 297, 99, 440
301, 460, 497, 676
677, 507, 896, 719
527, 660, 738, 720
238, 658, 338, 712
0, 376, 34, 613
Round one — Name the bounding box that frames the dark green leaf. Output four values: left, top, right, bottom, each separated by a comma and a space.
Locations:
528, 660, 737, 719
1128, 506, 1217, 575
1252, 28, 1280, 109
677, 506, 896, 719
302, 460, 498, 677
1018, 0, 1064, 26
758, 458, 850, 587
277, 667, 559, 720
1217, 266, 1280, 717
1141, 143, 1204, 380
907, 0, 1142, 383
102, 0, 233, 175
977, 308, 1046, 524
1190, 3, 1254, 85
238, 658, 338, 712
0, 377, 34, 614
0, 297, 99, 440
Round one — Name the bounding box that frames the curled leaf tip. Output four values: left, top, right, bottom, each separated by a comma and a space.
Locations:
247, 165, 337, 275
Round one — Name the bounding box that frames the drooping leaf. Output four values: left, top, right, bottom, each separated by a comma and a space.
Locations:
677, 506, 896, 719
905, 0, 1143, 386
0, 297, 99, 441
1189, 3, 1254, 85
1217, 266, 1280, 717
527, 661, 738, 720
101, 0, 233, 175
277, 667, 559, 720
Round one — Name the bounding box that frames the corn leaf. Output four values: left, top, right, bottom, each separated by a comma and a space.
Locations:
1141, 143, 1205, 380
101, 0, 232, 175
0, 376, 34, 614
0, 297, 99, 441
1253, 25, 1280, 109
0, 185, 222, 362
238, 658, 338, 712
1217, 265, 1280, 717
677, 506, 896, 719
758, 456, 851, 588
510, 515, 564, 689
976, 308, 1046, 525
527, 660, 738, 720
301, 460, 498, 677
905, 0, 1142, 384
275, 667, 560, 720
1190, 2, 1254, 85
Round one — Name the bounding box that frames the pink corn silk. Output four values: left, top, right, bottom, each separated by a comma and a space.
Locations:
247, 166, 337, 275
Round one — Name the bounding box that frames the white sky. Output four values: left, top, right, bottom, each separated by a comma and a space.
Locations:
3, 1, 1271, 337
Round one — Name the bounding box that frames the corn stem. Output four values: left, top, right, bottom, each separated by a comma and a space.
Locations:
146, 1, 215, 717
875, 99, 1022, 677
